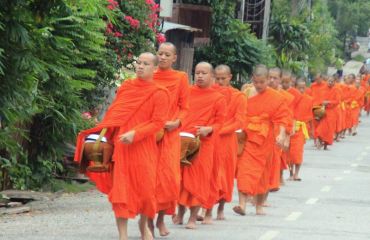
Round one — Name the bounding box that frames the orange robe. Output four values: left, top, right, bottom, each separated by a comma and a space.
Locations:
334, 83, 344, 133
269, 89, 293, 190
179, 86, 226, 207
315, 85, 340, 145
74, 79, 169, 219
289, 93, 313, 164
310, 82, 328, 139
364, 85, 370, 112
237, 87, 289, 196
342, 84, 356, 129
351, 87, 365, 126
210, 85, 247, 205
153, 69, 189, 214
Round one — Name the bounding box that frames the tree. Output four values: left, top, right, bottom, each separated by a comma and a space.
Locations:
195, 0, 274, 87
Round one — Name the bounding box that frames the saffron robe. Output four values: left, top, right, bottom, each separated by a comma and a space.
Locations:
315, 85, 340, 145
74, 79, 169, 218
153, 69, 189, 214
179, 86, 226, 207
237, 87, 290, 196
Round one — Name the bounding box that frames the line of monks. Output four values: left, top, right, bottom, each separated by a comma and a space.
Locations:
74, 42, 370, 240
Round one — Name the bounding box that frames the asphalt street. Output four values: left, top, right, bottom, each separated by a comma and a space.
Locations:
1, 114, 370, 240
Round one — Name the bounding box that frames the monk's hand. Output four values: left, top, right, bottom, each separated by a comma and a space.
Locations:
283, 135, 290, 150
119, 130, 136, 144
276, 126, 287, 148
164, 119, 181, 131
195, 126, 213, 137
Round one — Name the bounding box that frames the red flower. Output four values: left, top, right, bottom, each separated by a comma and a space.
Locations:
114, 31, 123, 37
156, 33, 166, 44
107, 0, 119, 10
124, 16, 140, 29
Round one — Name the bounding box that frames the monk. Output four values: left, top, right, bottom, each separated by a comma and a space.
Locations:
267, 68, 293, 190
281, 71, 304, 180
74, 52, 169, 240
308, 73, 328, 148
201, 65, 247, 223
315, 76, 340, 150
343, 74, 357, 136
291, 78, 313, 180
333, 74, 344, 141
364, 77, 370, 116
173, 62, 226, 229
234, 64, 289, 216
150, 42, 189, 236
351, 77, 365, 135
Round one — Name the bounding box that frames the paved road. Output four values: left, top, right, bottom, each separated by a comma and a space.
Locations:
1, 115, 370, 240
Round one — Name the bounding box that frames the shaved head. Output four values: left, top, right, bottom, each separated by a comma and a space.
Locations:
215, 64, 231, 74
196, 61, 214, 73
139, 52, 158, 66
296, 77, 307, 94
254, 64, 269, 78
195, 61, 214, 88
158, 42, 177, 54
269, 67, 282, 77
215, 64, 232, 86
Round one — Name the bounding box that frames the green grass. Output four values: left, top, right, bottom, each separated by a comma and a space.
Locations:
352, 54, 366, 62
43, 179, 95, 193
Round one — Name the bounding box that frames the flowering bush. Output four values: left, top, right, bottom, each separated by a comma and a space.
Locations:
105, 0, 165, 68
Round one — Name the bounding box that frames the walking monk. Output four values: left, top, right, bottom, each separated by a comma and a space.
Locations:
351, 78, 365, 135
173, 62, 226, 229
74, 52, 169, 240
267, 68, 293, 190
315, 76, 340, 150
234, 65, 289, 216
151, 42, 189, 236
308, 73, 328, 148
201, 65, 247, 223
290, 78, 313, 180
281, 71, 304, 181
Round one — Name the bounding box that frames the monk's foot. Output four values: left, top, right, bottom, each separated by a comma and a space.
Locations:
293, 177, 302, 181
172, 214, 183, 225
262, 202, 271, 207
280, 178, 286, 186
142, 227, 154, 240
147, 220, 155, 238
256, 206, 266, 216
323, 145, 328, 150
185, 220, 197, 229
156, 221, 170, 237
202, 215, 213, 225
196, 215, 204, 221
232, 206, 246, 216
287, 176, 294, 181
216, 210, 225, 220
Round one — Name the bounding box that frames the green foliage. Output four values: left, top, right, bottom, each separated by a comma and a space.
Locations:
353, 54, 366, 63
270, 0, 339, 75
0, 0, 112, 190
195, 0, 273, 87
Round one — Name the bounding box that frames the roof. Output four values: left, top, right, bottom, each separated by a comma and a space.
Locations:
162, 21, 202, 33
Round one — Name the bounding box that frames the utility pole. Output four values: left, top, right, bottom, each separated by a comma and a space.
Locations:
262, 0, 271, 41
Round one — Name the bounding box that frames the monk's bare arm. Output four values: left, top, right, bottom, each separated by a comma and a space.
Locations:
210, 97, 227, 134
132, 90, 170, 143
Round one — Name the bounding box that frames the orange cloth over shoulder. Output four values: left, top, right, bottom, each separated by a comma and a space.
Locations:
74, 79, 169, 219
315, 85, 340, 145
237, 87, 290, 196
289, 91, 312, 165
153, 69, 189, 214
179, 86, 226, 207
269, 89, 293, 190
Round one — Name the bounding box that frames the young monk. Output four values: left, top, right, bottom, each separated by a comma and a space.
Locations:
151, 42, 189, 236
267, 68, 293, 190
201, 65, 247, 223
309, 73, 328, 148
74, 52, 169, 240
364, 77, 370, 116
351, 78, 365, 135
173, 62, 226, 229
234, 65, 289, 216
291, 78, 313, 180
343, 74, 357, 136
315, 76, 341, 150
281, 71, 303, 180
